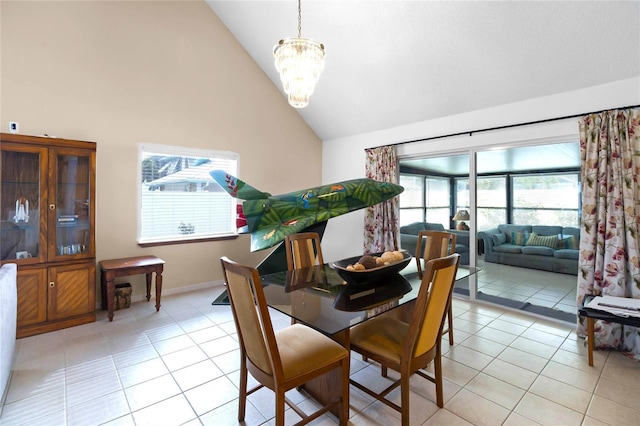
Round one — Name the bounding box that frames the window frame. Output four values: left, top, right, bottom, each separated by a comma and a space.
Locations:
137, 143, 240, 246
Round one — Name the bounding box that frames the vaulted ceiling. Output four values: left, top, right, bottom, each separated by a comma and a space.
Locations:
207, 1, 639, 142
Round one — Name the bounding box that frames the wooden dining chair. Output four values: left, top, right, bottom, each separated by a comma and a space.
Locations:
348, 253, 460, 425
284, 232, 325, 324
284, 232, 325, 270
220, 256, 350, 426
415, 230, 457, 345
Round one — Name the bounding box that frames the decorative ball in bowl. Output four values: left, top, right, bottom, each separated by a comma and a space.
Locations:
333, 250, 412, 285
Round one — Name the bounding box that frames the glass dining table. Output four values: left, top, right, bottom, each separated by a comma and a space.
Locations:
259, 258, 480, 417
260, 260, 479, 337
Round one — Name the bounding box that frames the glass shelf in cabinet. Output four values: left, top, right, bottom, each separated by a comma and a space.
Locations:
1, 180, 40, 186
56, 220, 89, 228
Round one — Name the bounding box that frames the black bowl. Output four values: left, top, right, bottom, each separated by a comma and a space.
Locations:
333, 251, 412, 285
333, 274, 412, 312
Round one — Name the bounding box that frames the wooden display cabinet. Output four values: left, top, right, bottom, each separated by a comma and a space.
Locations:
1, 133, 96, 338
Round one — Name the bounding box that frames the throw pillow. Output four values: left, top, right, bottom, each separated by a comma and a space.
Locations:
568, 235, 578, 249
557, 236, 569, 249
492, 233, 507, 246
526, 232, 558, 249
510, 231, 529, 246
557, 235, 579, 250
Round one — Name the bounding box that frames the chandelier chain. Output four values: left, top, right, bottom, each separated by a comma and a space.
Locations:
297, 0, 302, 38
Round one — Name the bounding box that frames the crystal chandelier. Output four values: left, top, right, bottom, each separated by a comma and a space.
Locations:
273, 0, 325, 108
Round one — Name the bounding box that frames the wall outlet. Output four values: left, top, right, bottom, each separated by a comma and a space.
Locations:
9, 122, 19, 134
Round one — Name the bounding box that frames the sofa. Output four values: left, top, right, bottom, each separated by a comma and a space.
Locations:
399, 222, 470, 265
0, 263, 17, 413
478, 224, 580, 275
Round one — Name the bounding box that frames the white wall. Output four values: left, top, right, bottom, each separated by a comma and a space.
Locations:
321, 77, 640, 262
1, 1, 323, 297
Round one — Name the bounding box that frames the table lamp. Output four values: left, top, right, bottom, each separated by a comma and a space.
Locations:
453, 210, 470, 230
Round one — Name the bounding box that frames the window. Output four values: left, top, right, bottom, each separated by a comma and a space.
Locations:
425, 177, 450, 227
138, 144, 239, 244
477, 176, 507, 230
512, 173, 579, 226
399, 175, 451, 227
399, 174, 424, 225
455, 177, 471, 215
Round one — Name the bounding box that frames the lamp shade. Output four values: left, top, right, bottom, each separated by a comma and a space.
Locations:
453, 210, 470, 221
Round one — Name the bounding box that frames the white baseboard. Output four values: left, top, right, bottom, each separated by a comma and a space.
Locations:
96, 280, 226, 309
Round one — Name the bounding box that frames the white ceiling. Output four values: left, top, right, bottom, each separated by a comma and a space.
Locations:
206, 1, 640, 142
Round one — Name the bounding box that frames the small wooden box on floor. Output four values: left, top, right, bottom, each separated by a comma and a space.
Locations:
114, 283, 132, 310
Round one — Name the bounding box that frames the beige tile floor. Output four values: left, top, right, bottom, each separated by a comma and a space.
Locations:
2, 284, 639, 426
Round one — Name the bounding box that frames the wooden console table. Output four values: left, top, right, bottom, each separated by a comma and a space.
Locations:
99, 255, 165, 322
579, 294, 640, 366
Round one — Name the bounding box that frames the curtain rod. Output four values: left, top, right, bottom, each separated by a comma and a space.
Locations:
372, 104, 640, 149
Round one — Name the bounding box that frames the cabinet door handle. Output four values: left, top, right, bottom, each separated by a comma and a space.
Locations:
49, 281, 55, 288
49, 204, 55, 210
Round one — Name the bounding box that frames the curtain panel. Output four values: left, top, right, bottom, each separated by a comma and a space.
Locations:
576, 108, 640, 360
364, 146, 401, 253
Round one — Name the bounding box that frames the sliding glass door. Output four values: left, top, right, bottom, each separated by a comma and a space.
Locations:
399, 141, 580, 322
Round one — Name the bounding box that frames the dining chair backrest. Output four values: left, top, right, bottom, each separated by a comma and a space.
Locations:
408, 253, 460, 358
284, 232, 325, 270
221, 256, 351, 425
415, 230, 456, 279
220, 256, 280, 378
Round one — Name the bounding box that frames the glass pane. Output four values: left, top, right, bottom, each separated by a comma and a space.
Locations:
399, 175, 423, 208
512, 208, 579, 227
513, 174, 579, 209
425, 177, 449, 206
425, 207, 450, 227
455, 178, 470, 207
477, 207, 507, 230
477, 176, 507, 207
1, 150, 41, 260
56, 154, 91, 255
399, 208, 423, 226
512, 173, 579, 227
477, 176, 507, 230
140, 147, 238, 243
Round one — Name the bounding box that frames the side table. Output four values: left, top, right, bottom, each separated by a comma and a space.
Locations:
579, 294, 640, 366
99, 255, 165, 322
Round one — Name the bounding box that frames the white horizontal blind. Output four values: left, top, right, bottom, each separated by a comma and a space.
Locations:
138, 144, 238, 244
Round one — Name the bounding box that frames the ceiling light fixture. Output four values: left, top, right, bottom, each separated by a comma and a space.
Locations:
273, 0, 325, 108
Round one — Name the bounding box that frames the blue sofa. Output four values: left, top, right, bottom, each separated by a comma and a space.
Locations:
399, 222, 470, 265
478, 224, 580, 275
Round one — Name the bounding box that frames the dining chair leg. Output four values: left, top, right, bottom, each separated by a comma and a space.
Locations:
447, 302, 454, 345
400, 373, 411, 426
238, 356, 248, 421
275, 391, 286, 426
434, 351, 444, 408
340, 358, 350, 425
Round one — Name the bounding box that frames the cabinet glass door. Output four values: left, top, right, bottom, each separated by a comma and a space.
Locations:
1, 147, 46, 262
51, 150, 94, 259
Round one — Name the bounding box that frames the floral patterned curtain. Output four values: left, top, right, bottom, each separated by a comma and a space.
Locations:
576, 108, 640, 360
364, 146, 400, 253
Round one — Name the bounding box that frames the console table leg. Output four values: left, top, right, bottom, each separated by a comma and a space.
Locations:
146, 273, 152, 302
106, 278, 115, 322
155, 271, 163, 312
587, 317, 594, 367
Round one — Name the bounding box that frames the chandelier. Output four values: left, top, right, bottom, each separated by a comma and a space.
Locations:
273, 0, 325, 108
